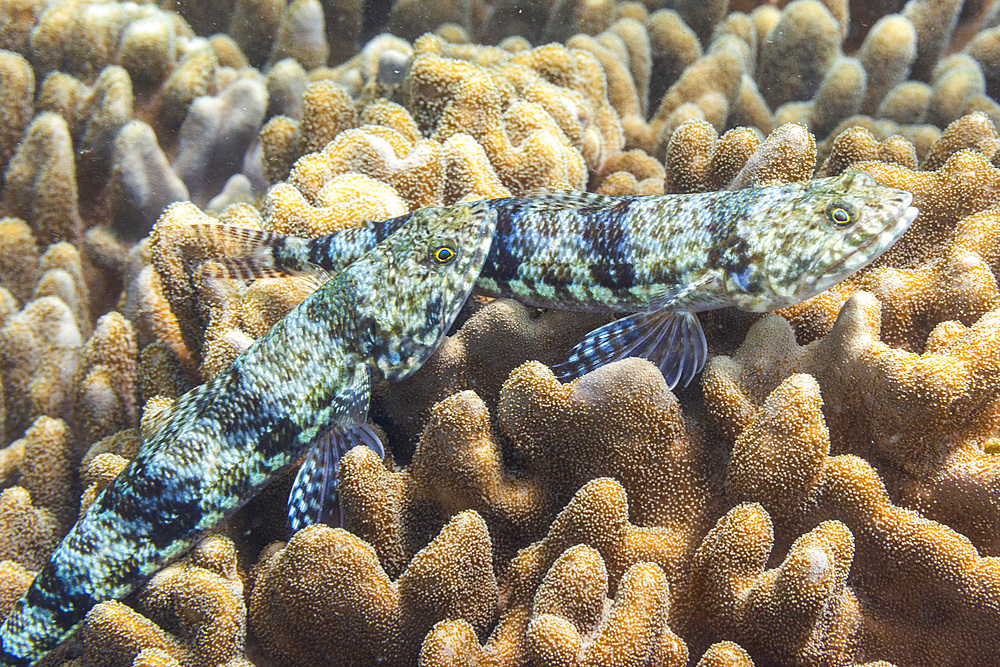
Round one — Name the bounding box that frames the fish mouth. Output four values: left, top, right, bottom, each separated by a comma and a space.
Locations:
808, 198, 917, 295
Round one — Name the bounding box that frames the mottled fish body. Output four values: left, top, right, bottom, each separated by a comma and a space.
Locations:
480, 174, 915, 313
197, 170, 916, 387
0, 203, 497, 667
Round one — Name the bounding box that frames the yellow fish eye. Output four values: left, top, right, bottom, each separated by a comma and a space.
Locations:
826, 202, 854, 227
431, 245, 457, 264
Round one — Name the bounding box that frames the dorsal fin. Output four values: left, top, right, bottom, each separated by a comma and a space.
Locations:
187, 223, 281, 257
522, 188, 627, 214
197, 258, 287, 281
197, 259, 332, 291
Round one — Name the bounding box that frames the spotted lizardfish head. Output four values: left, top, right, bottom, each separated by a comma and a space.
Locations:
349, 201, 497, 381
726, 170, 917, 311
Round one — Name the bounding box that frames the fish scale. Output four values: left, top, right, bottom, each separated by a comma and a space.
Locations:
0, 202, 497, 667
197, 170, 917, 387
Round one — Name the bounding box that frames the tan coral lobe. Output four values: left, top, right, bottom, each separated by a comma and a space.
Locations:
250, 513, 496, 666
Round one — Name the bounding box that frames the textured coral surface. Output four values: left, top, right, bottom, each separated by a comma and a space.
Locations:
2, 0, 1000, 666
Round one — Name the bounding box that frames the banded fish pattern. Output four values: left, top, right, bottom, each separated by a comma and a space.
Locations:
0, 202, 497, 667
193, 170, 917, 388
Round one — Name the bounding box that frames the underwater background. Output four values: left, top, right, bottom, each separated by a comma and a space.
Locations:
1, 0, 1000, 664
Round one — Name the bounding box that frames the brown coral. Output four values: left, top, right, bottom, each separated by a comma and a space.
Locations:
757, 1, 842, 111
695, 641, 754, 667
286, 126, 442, 210
375, 298, 601, 447
293, 35, 624, 200
0, 486, 59, 571
337, 287, 1000, 666
81, 600, 189, 667
0, 296, 82, 443
0, 217, 40, 305
71, 312, 140, 449
0, 560, 34, 623
78, 535, 246, 667
3, 112, 82, 245
341, 358, 720, 617
709, 292, 1000, 551
264, 173, 408, 236
423, 532, 687, 667
136, 537, 246, 666
4, 2, 1000, 665
857, 14, 917, 116
249, 512, 496, 666
0, 50, 34, 176
701, 368, 1000, 665
6, 416, 76, 526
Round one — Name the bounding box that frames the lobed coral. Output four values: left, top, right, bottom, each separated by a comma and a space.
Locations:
251, 512, 496, 665
0, 0, 369, 252
75, 534, 247, 667
214, 116, 1000, 663
3, 1, 1000, 666
357, 0, 1000, 168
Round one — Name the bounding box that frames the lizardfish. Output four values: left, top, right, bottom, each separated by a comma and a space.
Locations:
0, 202, 497, 667
192, 169, 916, 388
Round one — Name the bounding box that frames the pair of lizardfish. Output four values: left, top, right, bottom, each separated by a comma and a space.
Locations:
0, 170, 917, 665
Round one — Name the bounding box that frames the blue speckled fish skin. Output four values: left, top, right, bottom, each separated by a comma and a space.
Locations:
245, 171, 915, 311
484, 171, 914, 314
195, 170, 916, 387
0, 202, 497, 667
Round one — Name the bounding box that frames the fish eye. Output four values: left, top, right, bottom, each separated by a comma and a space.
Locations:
430, 244, 457, 265
826, 202, 854, 228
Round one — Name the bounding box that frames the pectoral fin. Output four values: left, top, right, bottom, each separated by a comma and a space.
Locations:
286, 423, 384, 534
551, 311, 707, 389
647, 273, 720, 312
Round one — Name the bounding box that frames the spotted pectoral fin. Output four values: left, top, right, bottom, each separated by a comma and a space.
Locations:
286, 423, 384, 534
551, 311, 707, 389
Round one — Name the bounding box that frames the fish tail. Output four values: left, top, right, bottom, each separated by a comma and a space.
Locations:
189, 212, 424, 282
186, 223, 313, 280
0, 562, 91, 667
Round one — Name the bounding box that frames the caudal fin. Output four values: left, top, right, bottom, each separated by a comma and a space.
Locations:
186, 223, 308, 281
